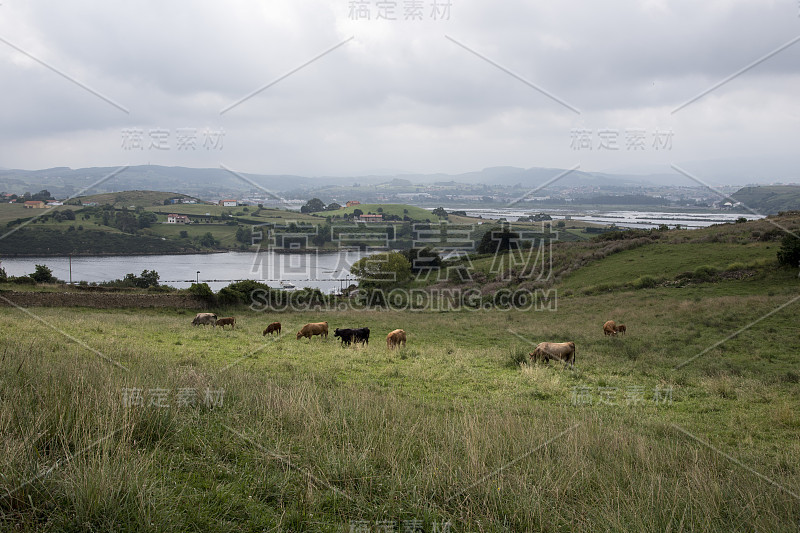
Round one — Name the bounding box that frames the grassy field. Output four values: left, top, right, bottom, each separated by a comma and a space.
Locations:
145, 204, 321, 225
558, 241, 776, 290
2, 216, 800, 531
76, 190, 199, 207
335, 203, 436, 221
2, 260, 799, 531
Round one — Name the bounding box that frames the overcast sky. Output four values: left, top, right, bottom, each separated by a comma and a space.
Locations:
1, 0, 798, 182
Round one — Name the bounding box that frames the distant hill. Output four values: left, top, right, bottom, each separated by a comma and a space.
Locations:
0, 163, 689, 199
76, 190, 203, 208
3, 164, 796, 204
0, 165, 314, 200
731, 185, 800, 214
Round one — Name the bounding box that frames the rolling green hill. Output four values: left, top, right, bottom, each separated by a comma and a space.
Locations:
558, 241, 775, 291
731, 185, 800, 214
331, 203, 436, 220
75, 190, 201, 208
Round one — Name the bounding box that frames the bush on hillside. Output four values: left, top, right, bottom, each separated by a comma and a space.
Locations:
633, 275, 659, 289
777, 234, 800, 268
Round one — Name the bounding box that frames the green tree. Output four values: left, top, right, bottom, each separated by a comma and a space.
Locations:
199, 232, 219, 247
477, 225, 520, 254
235, 226, 252, 244
353, 208, 363, 218
188, 282, 215, 303
300, 198, 326, 213
556, 220, 566, 228
122, 270, 159, 288
401, 246, 442, 273
777, 234, 800, 268
31, 264, 56, 283
326, 202, 342, 211
179, 230, 189, 238
137, 212, 157, 229
114, 209, 139, 233
350, 252, 411, 286
31, 190, 53, 201
432, 207, 448, 218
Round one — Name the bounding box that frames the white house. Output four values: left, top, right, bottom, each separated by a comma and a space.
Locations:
166, 214, 190, 224
219, 199, 237, 207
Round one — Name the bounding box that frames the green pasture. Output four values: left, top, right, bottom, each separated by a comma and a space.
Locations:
2, 265, 799, 531
334, 203, 435, 220
559, 241, 777, 291
2, 215, 800, 531
76, 190, 195, 207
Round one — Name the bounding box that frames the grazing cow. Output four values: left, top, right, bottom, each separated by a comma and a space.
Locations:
354, 327, 370, 345
334, 328, 356, 346
386, 329, 406, 349
215, 317, 236, 330
296, 321, 328, 340
603, 320, 618, 336
335, 327, 370, 346
192, 312, 217, 326
263, 322, 281, 336
616, 324, 626, 335
529, 341, 576, 367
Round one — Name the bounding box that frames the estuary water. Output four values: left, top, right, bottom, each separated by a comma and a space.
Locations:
1, 251, 370, 292
454, 208, 763, 228
1, 209, 763, 289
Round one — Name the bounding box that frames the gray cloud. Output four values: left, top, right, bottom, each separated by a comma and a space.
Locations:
0, 0, 797, 179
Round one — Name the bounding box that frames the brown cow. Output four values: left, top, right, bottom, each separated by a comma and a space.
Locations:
263, 322, 281, 336
386, 329, 406, 349
529, 341, 576, 367
616, 324, 626, 335
603, 320, 617, 336
215, 317, 236, 330
296, 321, 328, 340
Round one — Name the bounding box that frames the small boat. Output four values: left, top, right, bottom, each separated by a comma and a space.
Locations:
280, 281, 296, 289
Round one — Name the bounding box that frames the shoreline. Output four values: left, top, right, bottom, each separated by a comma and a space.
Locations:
0, 248, 388, 259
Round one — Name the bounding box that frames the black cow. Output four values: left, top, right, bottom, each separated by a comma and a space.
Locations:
353, 327, 370, 345
334, 328, 356, 346
334, 327, 370, 346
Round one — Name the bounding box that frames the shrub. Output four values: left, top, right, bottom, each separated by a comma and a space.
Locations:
506, 346, 530, 368
30, 264, 56, 283
216, 287, 242, 306
188, 282, 215, 304
633, 275, 658, 289
692, 265, 719, 282
777, 234, 800, 268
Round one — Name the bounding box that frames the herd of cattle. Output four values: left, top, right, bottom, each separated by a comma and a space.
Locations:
191, 313, 407, 349
192, 313, 625, 359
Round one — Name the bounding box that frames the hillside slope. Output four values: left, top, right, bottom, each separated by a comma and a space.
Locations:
731, 185, 800, 214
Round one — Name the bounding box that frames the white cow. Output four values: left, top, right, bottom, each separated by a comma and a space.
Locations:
192, 312, 217, 326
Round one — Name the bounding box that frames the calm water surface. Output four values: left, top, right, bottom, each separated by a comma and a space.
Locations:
1, 251, 370, 291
